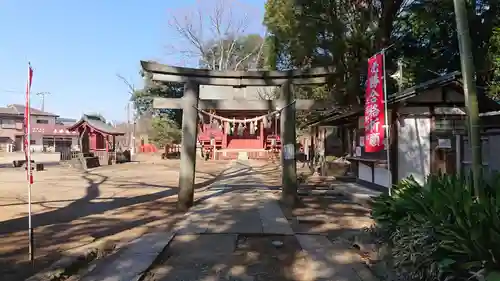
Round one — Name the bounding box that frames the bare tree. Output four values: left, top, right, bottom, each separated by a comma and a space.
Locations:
116, 73, 138, 149
116, 73, 136, 94
167, 0, 266, 71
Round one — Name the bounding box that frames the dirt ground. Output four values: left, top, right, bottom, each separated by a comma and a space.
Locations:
0, 158, 231, 280
0, 157, 375, 280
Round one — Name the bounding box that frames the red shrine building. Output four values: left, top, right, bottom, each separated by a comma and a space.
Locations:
196, 86, 282, 160
68, 114, 125, 165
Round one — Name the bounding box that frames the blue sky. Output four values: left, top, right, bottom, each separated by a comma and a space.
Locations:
0, 0, 266, 122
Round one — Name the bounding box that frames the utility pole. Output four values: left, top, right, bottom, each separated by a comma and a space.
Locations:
453, 0, 482, 197
36, 92, 51, 112
130, 101, 136, 157
127, 102, 131, 148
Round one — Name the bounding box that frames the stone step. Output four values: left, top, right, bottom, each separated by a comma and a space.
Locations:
237, 151, 249, 160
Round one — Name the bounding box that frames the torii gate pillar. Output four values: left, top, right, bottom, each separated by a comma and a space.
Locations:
178, 81, 200, 210
280, 81, 298, 205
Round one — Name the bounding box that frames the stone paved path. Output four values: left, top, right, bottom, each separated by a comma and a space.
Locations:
78, 161, 377, 281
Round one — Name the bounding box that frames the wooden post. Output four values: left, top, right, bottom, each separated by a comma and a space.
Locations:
260, 119, 264, 148
222, 121, 227, 148
389, 107, 399, 188
178, 81, 200, 210
280, 81, 298, 205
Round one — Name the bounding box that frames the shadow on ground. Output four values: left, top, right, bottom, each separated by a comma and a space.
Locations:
0, 160, 374, 281
78, 161, 375, 281
0, 160, 286, 280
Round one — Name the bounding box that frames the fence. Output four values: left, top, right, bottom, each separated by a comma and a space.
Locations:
164, 144, 181, 154
461, 132, 500, 177
60, 150, 76, 161
92, 150, 117, 165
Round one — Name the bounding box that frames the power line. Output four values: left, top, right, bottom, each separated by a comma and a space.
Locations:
0, 89, 23, 94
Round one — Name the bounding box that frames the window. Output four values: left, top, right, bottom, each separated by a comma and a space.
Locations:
30, 140, 36, 145
0, 119, 16, 128
36, 119, 49, 124
43, 137, 55, 147
0, 119, 14, 124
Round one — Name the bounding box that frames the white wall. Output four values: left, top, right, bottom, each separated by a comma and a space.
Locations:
30, 115, 56, 125
397, 116, 431, 185
357, 165, 392, 188
374, 167, 391, 187
358, 163, 372, 182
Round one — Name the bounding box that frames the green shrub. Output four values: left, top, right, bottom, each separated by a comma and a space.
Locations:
371, 172, 500, 281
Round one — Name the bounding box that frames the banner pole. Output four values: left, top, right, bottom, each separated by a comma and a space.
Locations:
25, 63, 34, 264
381, 49, 392, 196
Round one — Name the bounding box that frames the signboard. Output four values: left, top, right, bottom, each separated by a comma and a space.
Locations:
355, 146, 362, 156
364, 53, 385, 152
437, 138, 452, 148
283, 144, 295, 160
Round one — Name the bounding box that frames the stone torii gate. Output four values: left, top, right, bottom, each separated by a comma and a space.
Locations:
141, 61, 335, 210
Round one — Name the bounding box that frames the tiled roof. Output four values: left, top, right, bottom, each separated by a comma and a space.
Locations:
0, 107, 18, 115
56, 117, 77, 123
8, 104, 58, 117
68, 114, 124, 135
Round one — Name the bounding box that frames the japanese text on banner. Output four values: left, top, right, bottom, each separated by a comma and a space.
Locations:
364, 53, 385, 152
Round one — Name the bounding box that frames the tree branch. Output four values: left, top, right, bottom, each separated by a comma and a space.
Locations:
116, 73, 135, 94
167, 0, 256, 70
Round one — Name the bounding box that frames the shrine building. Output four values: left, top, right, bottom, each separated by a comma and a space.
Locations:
195, 85, 282, 160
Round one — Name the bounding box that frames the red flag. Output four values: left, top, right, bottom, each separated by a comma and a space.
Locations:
24, 64, 34, 184
364, 53, 385, 152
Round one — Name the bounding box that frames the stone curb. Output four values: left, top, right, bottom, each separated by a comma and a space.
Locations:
328, 183, 379, 208
25, 239, 117, 281
297, 187, 376, 208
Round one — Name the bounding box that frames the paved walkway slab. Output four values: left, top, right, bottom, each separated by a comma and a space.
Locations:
296, 234, 378, 281
175, 161, 292, 235
174, 190, 265, 234
78, 161, 377, 281
258, 195, 294, 235
80, 231, 175, 281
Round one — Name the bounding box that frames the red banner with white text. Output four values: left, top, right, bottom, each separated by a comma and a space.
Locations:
24, 64, 34, 184
364, 53, 385, 152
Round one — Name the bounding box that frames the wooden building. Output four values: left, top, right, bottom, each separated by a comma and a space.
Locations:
306, 72, 500, 191
192, 85, 283, 160
198, 110, 282, 160
0, 104, 79, 155
68, 114, 125, 166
